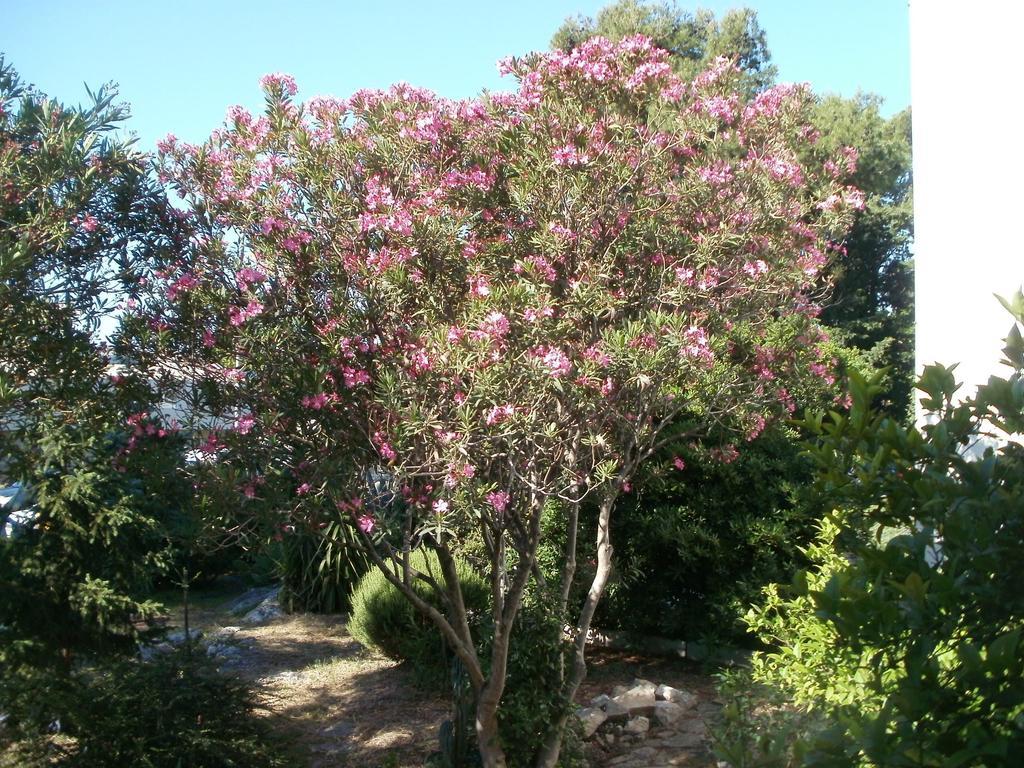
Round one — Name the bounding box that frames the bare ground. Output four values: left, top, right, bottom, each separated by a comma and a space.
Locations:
166, 586, 719, 767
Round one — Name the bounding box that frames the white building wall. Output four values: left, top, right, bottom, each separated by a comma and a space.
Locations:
910, 0, 1024, 421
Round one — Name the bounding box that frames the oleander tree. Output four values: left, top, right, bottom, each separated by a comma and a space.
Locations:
144, 37, 858, 766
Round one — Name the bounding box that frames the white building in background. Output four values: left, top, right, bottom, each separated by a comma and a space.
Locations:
910, 0, 1024, 422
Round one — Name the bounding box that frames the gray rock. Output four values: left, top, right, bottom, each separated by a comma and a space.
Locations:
658, 729, 705, 749
630, 678, 658, 695
206, 643, 241, 658
655, 684, 698, 710
623, 715, 650, 736
138, 641, 174, 660
653, 700, 686, 726
577, 707, 608, 739
612, 687, 656, 717
212, 625, 242, 639
243, 593, 284, 624
590, 693, 612, 708
226, 585, 279, 615
166, 628, 202, 645
602, 697, 630, 722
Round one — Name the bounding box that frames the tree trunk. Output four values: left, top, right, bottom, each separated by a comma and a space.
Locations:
535, 493, 616, 768
475, 686, 509, 768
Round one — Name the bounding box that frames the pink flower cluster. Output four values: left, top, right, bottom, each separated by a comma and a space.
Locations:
260, 72, 299, 97
228, 300, 264, 326
486, 491, 510, 513
167, 273, 198, 301
681, 327, 713, 364
534, 346, 572, 377
486, 403, 515, 426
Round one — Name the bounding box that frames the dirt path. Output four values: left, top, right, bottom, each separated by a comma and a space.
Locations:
167, 587, 719, 767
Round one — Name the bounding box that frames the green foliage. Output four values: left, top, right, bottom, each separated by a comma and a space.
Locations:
1, 648, 292, 768
718, 301, 1024, 767
0, 56, 185, 672
491, 599, 583, 768
593, 427, 817, 644
348, 549, 490, 688
278, 512, 371, 614
812, 95, 914, 418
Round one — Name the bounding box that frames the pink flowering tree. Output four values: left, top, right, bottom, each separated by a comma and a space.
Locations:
143, 38, 858, 766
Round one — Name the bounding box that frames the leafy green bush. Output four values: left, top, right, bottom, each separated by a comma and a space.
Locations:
348, 549, 489, 688
592, 427, 818, 644
716, 295, 1024, 767
493, 598, 583, 768
0, 648, 292, 767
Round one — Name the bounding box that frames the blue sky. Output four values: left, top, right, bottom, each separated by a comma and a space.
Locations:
1, 1, 909, 152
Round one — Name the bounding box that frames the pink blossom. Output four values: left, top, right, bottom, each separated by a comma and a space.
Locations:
535, 346, 571, 377
746, 413, 766, 441
433, 499, 449, 514
156, 134, 177, 154
297, 483, 312, 495
468, 275, 491, 298
552, 144, 590, 167
486, 491, 510, 513
681, 327, 713, 364
260, 72, 298, 97
357, 514, 376, 534
167, 273, 198, 301
486, 403, 515, 426
237, 267, 268, 290
445, 463, 476, 488
234, 412, 256, 435
673, 457, 686, 471
373, 431, 397, 462
742, 260, 768, 278
342, 367, 371, 388
301, 392, 330, 410
197, 431, 222, 456
711, 444, 740, 464
697, 161, 733, 186
228, 300, 264, 326
80, 214, 99, 233
202, 329, 216, 348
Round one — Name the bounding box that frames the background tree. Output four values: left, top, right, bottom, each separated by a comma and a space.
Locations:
811, 94, 913, 417
0, 55, 186, 716
150, 38, 856, 765
552, 0, 776, 95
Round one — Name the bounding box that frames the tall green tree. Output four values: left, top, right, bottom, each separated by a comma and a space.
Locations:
812, 95, 913, 417
0, 55, 185, 694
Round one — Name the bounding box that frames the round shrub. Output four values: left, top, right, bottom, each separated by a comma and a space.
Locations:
348, 549, 489, 687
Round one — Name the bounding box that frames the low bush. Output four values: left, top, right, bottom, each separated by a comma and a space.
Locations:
0, 647, 292, 767
348, 548, 489, 688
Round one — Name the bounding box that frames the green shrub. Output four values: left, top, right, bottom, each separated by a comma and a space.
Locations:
716, 296, 1024, 767
493, 598, 583, 768
348, 548, 489, 688
0, 648, 292, 767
